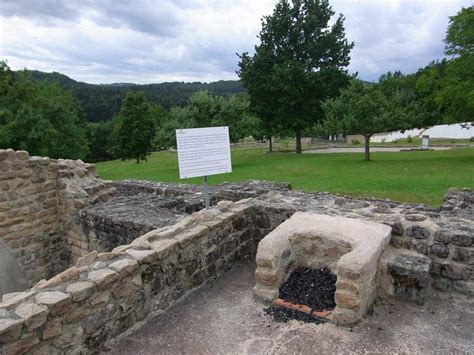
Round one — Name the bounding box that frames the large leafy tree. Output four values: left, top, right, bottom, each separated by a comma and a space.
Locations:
0, 61, 89, 159
114, 92, 156, 163
239, 0, 354, 153
439, 6, 473, 124
323, 81, 413, 161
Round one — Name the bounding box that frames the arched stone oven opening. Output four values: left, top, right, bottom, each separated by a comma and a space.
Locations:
254, 212, 392, 326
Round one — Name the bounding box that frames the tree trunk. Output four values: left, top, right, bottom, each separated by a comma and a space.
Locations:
269, 136, 273, 153
296, 130, 302, 154
364, 135, 371, 161
136, 156, 140, 164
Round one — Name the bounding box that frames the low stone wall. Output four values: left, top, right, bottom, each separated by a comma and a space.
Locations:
0, 200, 259, 354
0, 149, 115, 287
250, 189, 473, 299
101, 180, 474, 298
79, 194, 188, 253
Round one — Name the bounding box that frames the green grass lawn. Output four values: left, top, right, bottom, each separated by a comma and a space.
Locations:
95, 147, 474, 207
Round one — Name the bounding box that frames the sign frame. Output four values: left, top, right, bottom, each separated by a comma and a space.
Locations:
176, 126, 232, 208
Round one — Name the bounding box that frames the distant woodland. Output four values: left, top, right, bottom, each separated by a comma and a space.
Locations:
24, 70, 245, 122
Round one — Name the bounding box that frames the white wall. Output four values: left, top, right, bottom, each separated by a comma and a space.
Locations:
371, 123, 474, 142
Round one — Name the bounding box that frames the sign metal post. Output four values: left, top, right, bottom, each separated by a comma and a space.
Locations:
203, 175, 209, 209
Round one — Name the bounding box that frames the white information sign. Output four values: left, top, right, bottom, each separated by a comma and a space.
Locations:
421, 135, 429, 150
176, 126, 232, 179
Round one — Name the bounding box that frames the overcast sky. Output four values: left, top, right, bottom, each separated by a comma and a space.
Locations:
0, 0, 471, 84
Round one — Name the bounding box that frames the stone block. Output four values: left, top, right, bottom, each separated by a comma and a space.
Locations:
405, 225, 431, 239
430, 243, 449, 258
255, 268, 278, 286
0, 318, 24, 343
333, 308, 359, 326
89, 291, 110, 308
451, 246, 473, 264
387, 251, 431, 305
87, 268, 120, 289
65, 305, 91, 323
5, 335, 40, 354
439, 262, 471, 280
53, 324, 83, 349
65, 281, 95, 302
14, 302, 48, 330
125, 249, 157, 265
35, 291, 71, 315
109, 258, 139, 277
451, 230, 473, 247
335, 290, 361, 311
453, 280, 474, 297
42, 318, 62, 340
38, 267, 80, 289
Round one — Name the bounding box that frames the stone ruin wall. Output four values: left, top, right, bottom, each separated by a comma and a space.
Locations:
0, 149, 115, 286
0, 200, 264, 354
0, 149, 472, 354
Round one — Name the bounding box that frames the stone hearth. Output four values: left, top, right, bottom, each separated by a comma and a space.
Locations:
254, 212, 392, 325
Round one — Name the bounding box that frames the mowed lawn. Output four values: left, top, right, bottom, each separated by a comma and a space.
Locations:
95, 147, 474, 206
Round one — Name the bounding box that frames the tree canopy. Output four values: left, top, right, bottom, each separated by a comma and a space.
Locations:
0, 62, 89, 160
22, 69, 245, 122
113, 92, 156, 163
322, 80, 415, 161
239, 0, 354, 153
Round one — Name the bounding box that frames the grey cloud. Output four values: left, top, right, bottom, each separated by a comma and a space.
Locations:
0, 0, 81, 22
1, 0, 472, 84
1, 0, 184, 37
87, 1, 182, 36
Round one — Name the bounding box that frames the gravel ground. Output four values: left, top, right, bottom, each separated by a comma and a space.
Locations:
304, 147, 453, 154
105, 261, 474, 355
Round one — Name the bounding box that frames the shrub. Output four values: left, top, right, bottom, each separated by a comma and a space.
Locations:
351, 139, 360, 145
407, 135, 413, 143
470, 137, 474, 142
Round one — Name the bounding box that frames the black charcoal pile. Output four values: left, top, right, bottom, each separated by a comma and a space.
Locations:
265, 267, 337, 323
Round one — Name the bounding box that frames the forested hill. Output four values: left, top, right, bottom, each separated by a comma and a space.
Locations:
21, 70, 245, 122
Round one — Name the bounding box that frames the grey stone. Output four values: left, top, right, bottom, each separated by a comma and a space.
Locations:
53, 324, 83, 349
109, 259, 139, 277
405, 214, 427, 222
453, 280, 474, 297
387, 252, 431, 305
83, 304, 119, 335
430, 243, 449, 258
439, 262, 472, 280
451, 230, 473, 247
405, 225, 431, 239
35, 291, 71, 315
434, 229, 452, 244
14, 302, 48, 330
87, 269, 120, 289
451, 247, 473, 264
0, 317, 23, 342
65, 281, 95, 302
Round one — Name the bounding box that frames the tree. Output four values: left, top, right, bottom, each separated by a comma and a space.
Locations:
0, 62, 89, 160
445, 6, 473, 58
238, 46, 280, 152
86, 121, 115, 162
440, 6, 474, 124
114, 92, 155, 163
238, 0, 354, 153
153, 106, 195, 150
322, 81, 410, 161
